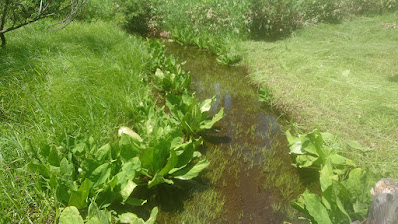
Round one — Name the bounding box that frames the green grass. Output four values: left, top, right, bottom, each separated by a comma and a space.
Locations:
0, 20, 152, 223
243, 12, 398, 176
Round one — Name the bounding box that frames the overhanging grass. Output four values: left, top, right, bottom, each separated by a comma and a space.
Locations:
0, 20, 151, 222
243, 12, 398, 176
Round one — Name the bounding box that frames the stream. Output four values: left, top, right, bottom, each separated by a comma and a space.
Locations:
154, 43, 304, 223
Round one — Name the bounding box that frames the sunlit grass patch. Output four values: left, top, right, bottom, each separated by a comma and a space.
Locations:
243, 12, 398, 176
0, 20, 151, 222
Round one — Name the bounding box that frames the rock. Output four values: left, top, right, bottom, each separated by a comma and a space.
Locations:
367, 178, 398, 224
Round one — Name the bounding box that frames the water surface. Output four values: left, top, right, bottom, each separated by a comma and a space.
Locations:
159, 43, 303, 223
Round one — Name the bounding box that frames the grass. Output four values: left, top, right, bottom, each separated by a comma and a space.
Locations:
243, 12, 398, 177
0, 20, 152, 222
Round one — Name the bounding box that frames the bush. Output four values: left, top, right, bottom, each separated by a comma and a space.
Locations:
300, 0, 348, 24
116, 0, 153, 34
77, 0, 115, 21
249, 0, 303, 39
249, 0, 398, 39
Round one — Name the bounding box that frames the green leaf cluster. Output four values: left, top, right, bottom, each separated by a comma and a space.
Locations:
153, 68, 191, 94
166, 92, 224, 137
288, 130, 381, 223
24, 39, 222, 223
147, 40, 224, 137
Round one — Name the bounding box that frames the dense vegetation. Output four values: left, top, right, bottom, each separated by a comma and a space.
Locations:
0, 20, 222, 222
1, 0, 397, 223
109, 0, 397, 64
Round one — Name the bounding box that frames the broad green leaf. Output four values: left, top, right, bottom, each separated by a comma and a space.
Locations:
319, 160, 336, 191
73, 142, 87, 154
159, 149, 178, 176
87, 201, 111, 224
48, 146, 60, 166
152, 143, 170, 173
69, 179, 91, 209
119, 134, 140, 162
60, 158, 73, 177
199, 98, 213, 113
28, 162, 51, 178
90, 163, 111, 190
118, 207, 158, 224
118, 213, 144, 224
175, 140, 196, 168
294, 154, 318, 168
139, 147, 154, 171
301, 190, 333, 224
289, 140, 304, 155
116, 157, 141, 186
146, 207, 158, 224
24, 141, 38, 159
335, 194, 352, 223
329, 153, 355, 167
120, 180, 137, 202
182, 93, 194, 108
171, 159, 210, 180
59, 206, 84, 224
148, 173, 174, 188
38, 144, 50, 162
94, 144, 111, 162
80, 158, 100, 178
200, 107, 224, 130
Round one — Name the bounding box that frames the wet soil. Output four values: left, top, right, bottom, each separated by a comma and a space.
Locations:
157, 43, 302, 223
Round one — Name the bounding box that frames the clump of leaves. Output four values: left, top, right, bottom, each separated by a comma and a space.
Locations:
258, 86, 274, 107
153, 68, 191, 94
25, 135, 146, 210
59, 202, 158, 224
166, 92, 224, 137
119, 106, 210, 188
287, 130, 381, 224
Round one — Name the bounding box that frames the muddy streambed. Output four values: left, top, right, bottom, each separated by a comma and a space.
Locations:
153, 43, 306, 223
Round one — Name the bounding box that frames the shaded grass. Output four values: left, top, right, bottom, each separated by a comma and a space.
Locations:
0, 20, 151, 222
243, 12, 398, 176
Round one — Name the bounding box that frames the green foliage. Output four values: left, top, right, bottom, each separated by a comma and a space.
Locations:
59, 203, 158, 224
249, 0, 302, 38
149, 0, 250, 64
0, 21, 152, 222
77, 0, 115, 21
249, 0, 398, 39
166, 92, 224, 137
25, 136, 142, 209
258, 86, 274, 107
0, 0, 86, 46
115, 0, 153, 34
153, 68, 191, 95
288, 130, 381, 223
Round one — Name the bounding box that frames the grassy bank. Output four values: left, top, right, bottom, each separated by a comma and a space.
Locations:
0, 20, 151, 222
243, 12, 398, 176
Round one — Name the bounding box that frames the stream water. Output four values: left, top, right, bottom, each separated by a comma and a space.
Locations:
154, 43, 304, 223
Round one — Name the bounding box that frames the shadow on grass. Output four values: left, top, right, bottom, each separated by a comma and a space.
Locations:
388, 74, 398, 83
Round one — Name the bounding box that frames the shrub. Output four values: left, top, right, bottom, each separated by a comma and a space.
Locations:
116, 0, 153, 34
248, 0, 398, 39
77, 0, 115, 21
249, 0, 303, 39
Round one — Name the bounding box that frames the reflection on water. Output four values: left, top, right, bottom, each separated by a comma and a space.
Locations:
162, 43, 300, 223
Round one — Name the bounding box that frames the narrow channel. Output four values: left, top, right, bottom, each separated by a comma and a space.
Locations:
157, 43, 304, 223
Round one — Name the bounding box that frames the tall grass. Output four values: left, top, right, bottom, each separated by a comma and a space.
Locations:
0, 20, 152, 222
